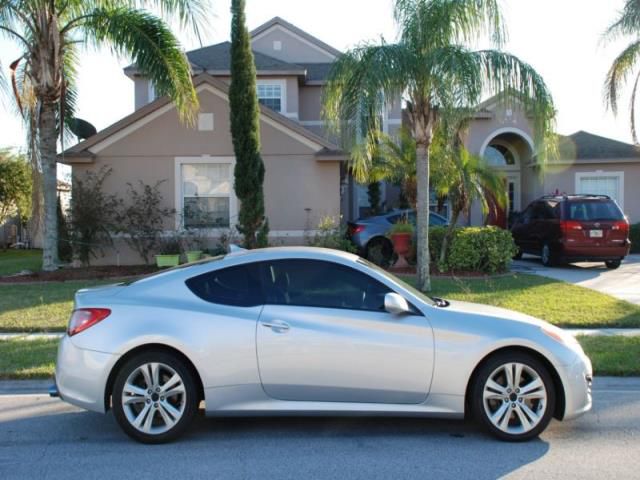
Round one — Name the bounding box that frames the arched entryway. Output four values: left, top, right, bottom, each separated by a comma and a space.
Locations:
480, 128, 533, 228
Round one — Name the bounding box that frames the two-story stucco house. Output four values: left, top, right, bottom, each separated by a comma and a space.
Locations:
61, 17, 401, 264
61, 16, 639, 265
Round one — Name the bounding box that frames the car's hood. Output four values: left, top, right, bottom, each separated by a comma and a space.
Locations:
442, 299, 549, 329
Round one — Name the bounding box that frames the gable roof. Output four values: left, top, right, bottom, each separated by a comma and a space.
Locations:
186, 41, 306, 75
59, 74, 342, 162
250, 16, 342, 58
558, 131, 640, 161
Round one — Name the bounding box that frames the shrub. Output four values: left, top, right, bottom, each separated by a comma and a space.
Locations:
69, 167, 119, 266
630, 223, 640, 254
428, 226, 447, 262
115, 181, 175, 265
157, 235, 182, 255
308, 215, 357, 253
57, 197, 72, 263
388, 221, 414, 235
435, 226, 517, 274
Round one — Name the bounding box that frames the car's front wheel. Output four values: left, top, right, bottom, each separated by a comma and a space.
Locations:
471, 352, 556, 442
112, 351, 198, 444
605, 259, 622, 269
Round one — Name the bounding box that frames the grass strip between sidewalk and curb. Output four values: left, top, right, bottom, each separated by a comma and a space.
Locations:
1, 336, 639, 380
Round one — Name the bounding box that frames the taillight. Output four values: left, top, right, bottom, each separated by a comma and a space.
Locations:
67, 308, 111, 336
612, 220, 629, 234
560, 220, 583, 233
348, 223, 366, 235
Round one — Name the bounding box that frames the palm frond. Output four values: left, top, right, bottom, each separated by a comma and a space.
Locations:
604, 39, 640, 116
82, 6, 198, 124
604, 0, 640, 40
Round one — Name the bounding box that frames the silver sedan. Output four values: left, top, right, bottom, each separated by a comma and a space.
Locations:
52, 247, 592, 443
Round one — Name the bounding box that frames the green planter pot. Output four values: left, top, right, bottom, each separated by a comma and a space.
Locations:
186, 251, 202, 263
155, 254, 180, 268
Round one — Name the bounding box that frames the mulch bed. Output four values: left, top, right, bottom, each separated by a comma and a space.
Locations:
388, 264, 512, 278
0, 265, 158, 283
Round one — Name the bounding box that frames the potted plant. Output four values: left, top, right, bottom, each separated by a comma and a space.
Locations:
179, 228, 206, 263
388, 218, 414, 269
155, 235, 182, 268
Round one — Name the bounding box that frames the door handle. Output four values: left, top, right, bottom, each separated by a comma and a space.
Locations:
261, 320, 290, 332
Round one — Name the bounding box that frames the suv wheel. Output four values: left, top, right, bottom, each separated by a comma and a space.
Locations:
541, 243, 554, 267
605, 260, 622, 269
471, 352, 556, 442
112, 351, 198, 444
513, 247, 523, 260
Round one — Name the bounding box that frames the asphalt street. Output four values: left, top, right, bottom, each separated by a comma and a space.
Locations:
0, 377, 638, 480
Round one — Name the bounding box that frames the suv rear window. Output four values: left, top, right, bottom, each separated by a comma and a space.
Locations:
567, 201, 624, 221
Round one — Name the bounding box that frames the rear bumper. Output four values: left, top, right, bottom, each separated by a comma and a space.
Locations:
559, 242, 630, 261
55, 334, 119, 413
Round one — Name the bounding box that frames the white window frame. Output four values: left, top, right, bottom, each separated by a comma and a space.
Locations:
256, 79, 287, 114
148, 81, 156, 103
575, 171, 624, 210
174, 156, 238, 232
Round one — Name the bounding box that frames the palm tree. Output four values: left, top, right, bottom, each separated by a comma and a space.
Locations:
370, 128, 417, 208
1, 0, 210, 270
434, 146, 506, 266
604, 0, 640, 143
323, 0, 556, 291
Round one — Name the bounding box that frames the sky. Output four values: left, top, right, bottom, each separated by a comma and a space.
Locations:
0, 0, 634, 150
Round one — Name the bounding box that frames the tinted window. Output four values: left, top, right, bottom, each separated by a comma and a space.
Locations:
567, 201, 624, 221
185, 264, 263, 307
261, 259, 391, 311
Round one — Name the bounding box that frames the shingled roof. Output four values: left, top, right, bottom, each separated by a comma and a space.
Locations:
558, 131, 640, 160
186, 41, 306, 74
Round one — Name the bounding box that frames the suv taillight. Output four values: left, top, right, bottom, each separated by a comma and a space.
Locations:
612, 220, 630, 234
68, 308, 111, 336
560, 220, 583, 233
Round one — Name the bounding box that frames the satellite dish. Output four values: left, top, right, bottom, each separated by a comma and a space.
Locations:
69, 118, 97, 140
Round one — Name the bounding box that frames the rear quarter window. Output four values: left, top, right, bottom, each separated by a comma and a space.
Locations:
185, 264, 263, 307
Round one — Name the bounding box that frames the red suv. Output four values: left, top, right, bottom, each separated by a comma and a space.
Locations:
511, 195, 631, 269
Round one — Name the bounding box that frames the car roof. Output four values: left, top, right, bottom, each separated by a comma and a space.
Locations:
538, 194, 612, 202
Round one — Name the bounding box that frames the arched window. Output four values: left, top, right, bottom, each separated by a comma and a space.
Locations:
484, 144, 516, 167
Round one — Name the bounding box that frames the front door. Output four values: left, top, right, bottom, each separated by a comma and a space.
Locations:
487, 175, 521, 229
256, 259, 434, 404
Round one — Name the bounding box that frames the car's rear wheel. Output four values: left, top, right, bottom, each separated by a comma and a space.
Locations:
112, 351, 198, 444
471, 352, 556, 442
605, 259, 622, 269
513, 247, 523, 260
365, 237, 394, 267
540, 243, 555, 267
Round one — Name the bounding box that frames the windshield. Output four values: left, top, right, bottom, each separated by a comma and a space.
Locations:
356, 258, 436, 306
568, 201, 624, 221
121, 255, 226, 285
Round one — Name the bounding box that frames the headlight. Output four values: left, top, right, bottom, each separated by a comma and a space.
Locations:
541, 324, 580, 347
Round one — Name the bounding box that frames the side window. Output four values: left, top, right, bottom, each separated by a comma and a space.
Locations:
260, 259, 392, 312
520, 205, 533, 224
185, 264, 263, 307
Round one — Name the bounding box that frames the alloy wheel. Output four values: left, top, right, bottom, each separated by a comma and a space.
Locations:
121, 362, 187, 435
541, 244, 551, 266
482, 362, 548, 435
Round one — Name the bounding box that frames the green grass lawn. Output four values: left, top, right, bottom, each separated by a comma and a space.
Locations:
399, 274, 640, 328
1, 335, 637, 379
0, 280, 112, 332
0, 249, 42, 276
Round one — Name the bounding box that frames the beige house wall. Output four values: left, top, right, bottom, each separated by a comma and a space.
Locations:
251, 28, 337, 63
72, 87, 340, 265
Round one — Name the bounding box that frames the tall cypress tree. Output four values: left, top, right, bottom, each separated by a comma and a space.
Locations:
229, 0, 269, 248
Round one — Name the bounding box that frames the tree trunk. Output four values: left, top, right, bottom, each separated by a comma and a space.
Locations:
416, 146, 431, 291
439, 208, 460, 266
40, 101, 59, 271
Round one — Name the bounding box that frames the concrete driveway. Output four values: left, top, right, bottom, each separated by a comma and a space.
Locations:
513, 254, 640, 305
1, 378, 639, 480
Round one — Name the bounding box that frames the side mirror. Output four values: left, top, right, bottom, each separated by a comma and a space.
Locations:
384, 292, 411, 315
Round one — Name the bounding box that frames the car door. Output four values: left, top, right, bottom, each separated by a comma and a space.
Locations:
256, 259, 434, 404
511, 205, 533, 253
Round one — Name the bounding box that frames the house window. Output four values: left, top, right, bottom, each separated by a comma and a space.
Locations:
575, 172, 624, 209
181, 163, 232, 228
257, 83, 283, 112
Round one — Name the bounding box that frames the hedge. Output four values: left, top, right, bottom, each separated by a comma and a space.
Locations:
430, 226, 517, 274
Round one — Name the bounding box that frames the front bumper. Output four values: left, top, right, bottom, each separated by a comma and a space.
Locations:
559, 350, 593, 421
55, 334, 119, 413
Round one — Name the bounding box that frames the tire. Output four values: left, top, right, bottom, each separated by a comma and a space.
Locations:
471, 351, 556, 442
365, 237, 394, 267
605, 260, 621, 269
540, 243, 554, 267
513, 247, 523, 260
112, 351, 198, 444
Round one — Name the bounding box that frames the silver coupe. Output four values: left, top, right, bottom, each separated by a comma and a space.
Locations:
52, 247, 592, 443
